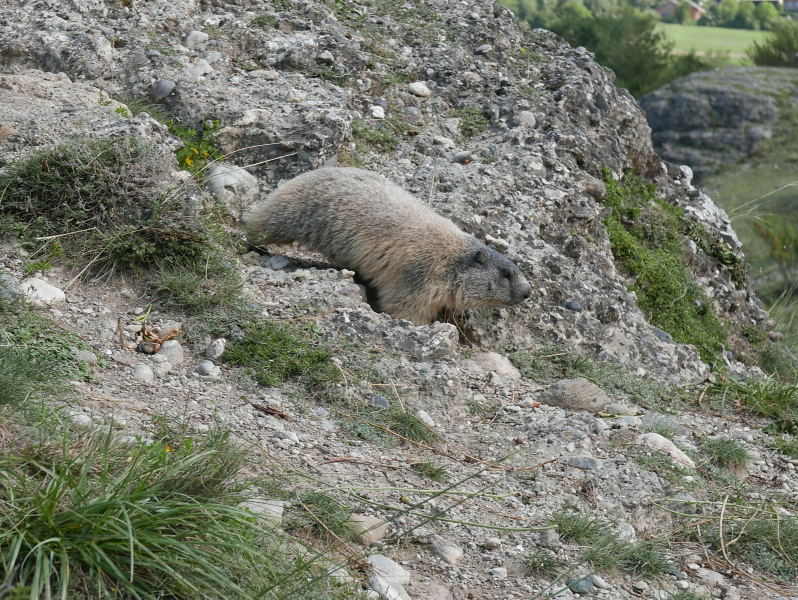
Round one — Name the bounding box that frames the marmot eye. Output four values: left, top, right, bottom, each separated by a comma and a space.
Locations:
500, 268, 512, 279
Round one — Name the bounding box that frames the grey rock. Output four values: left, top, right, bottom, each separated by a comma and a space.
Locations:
488, 566, 507, 580
366, 554, 410, 586
157, 340, 184, 366
240, 498, 286, 524
636, 432, 696, 468
184, 30, 209, 50
451, 150, 473, 164
408, 81, 431, 97
205, 338, 227, 359
567, 577, 593, 594
265, 255, 291, 270
18, 278, 65, 306
208, 163, 260, 222
539, 378, 611, 413
151, 79, 175, 100
567, 455, 600, 470
539, 529, 561, 550
483, 537, 501, 550
371, 395, 391, 408
74, 349, 97, 364
195, 360, 221, 377
565, 299, 582, 311
351, 514, 389, 545
428, 535, 464, 565
474, 44, 493, 55
641, 412, 690, 437
133, 363, 155, 382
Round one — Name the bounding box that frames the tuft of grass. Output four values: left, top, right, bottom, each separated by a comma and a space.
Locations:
0, 428, 269, 599
453, 107, 490, 138
412, 461, 448, 482
351, 117, 416, 153
700, 437, 752, 470
772, 435, 798, 458
666, 592, 710, 600
523, 550, 563, 577
602, 172, 729, 363
149, 258, 242, 313
509, 344, 680, 409
288, 491, 357, 542
386, 408, 437, 443
222, 320, 341, 388
252, 13, 278, 28
707, 377, 798, 434
0, 137, 229, 282
551, 507, 612, 545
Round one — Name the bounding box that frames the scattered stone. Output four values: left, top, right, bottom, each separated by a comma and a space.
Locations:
463, 352, 521, 379
207, 163, 260, 221
74, 349, 97, 364
265, 255, 291, 270
351, 514, 389, 545
18, 278, 65, 306
408, 81, 431, 97
428, 535, 464, 565
483, 537, 501, 550
636, 432, 696, 468
515, 110, 537, 128
565, 299, 582, 311
157, 340, 184, 366
474, 44, 493, 54
538, 378, 611, 413
371, 395, 391, 408
415, 409, 435, 428
195, 360, 221, 377
567, 455, 600, 470
641, 412, 689, 437
488, 566, 507, 580
366, 554, 410, 586
371, 105, 386, 119
151, 79, 175, 99
240, 497, 286, 524
205, 338, 227, 359
184, 30, 209, 49
567, 577, 593, 594
70, 413, 92, 428
133, 363, 155, 382
539, 529, 561, 550
451, 150, 473, 163
591, 575, 610, 589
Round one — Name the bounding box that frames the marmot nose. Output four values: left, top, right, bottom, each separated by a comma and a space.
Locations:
522, 288, 531, 300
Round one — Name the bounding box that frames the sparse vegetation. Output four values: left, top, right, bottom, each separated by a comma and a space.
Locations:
453, 107, 490, 138
412, 461, 449, 482
523, 550, 563, 577
700, 437, 752, 470
351, 118, 416, 153
222, 320, 341, 388
748, 20, 798, 67
772, 435, 798, 458
707, 377, 798, 434
0, 137, 228, 282
288, 491, 358, 541
602, 172, 729, 363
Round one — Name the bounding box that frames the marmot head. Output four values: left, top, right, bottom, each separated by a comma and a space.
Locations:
454, 239, 532, 310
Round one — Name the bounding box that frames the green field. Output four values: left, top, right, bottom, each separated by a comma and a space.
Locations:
658, 23, 769, 61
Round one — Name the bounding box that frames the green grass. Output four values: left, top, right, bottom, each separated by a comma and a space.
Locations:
222, 320, 341, 388
287, 491, 357, 541
700, 437, 752, 470
412, 461, 449, 482
509, 344, 682, 409
772, 435, 798, 458
707, 377, 798, 433
453, 107, 490, 138
602, 172, 732, 364
523, 550, 563, 577
658, 23, 767, 61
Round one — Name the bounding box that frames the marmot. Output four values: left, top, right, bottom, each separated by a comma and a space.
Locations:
244, 167, 532, 324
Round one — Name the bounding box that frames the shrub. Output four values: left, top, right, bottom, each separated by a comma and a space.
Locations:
748, 20, 798, 67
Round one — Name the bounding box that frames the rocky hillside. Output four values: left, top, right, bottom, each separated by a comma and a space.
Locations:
1, 1, 797, 600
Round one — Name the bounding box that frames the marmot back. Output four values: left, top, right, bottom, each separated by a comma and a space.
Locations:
245, 167, 531, 324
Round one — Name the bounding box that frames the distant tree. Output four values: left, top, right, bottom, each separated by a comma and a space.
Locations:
732, 1, 757, 29
747, 19, 798, 66
754, 1, 781, 30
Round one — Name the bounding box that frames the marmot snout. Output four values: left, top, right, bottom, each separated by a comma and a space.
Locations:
244, 167, 531, 324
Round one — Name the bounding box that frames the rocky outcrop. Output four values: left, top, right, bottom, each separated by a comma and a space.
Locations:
0, 1, 770, 381
641, 67, 798, 180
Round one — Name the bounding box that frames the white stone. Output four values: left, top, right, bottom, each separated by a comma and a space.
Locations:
636, 432, 696, 469
415, 409, 435, 428
205, 338, 227, 359
366, 554, 410, 586
371, 105, 385, 119
463, 351, 521, 379
157, 340, 184, 366
18, 278, 65, 306
428, 535, 463, 565
133, 363, 155, 382
239, 497, 286, 524
207, 163, 260, 222
184, 30, 209, 49
408, 81, 431, 97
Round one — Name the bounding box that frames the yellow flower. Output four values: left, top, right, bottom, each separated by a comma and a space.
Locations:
184, 156, 194, 166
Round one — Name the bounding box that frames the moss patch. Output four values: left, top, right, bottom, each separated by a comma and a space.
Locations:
602, 172, 728, 363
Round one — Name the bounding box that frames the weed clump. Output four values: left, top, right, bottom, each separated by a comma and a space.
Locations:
352, 117, 416, 153
453, 107, 490, 138
602, 172, 728, 363
700, 437, 752, 470
707, 377, 798, 434
222, 320, 340, 388
0, 137, 225, 279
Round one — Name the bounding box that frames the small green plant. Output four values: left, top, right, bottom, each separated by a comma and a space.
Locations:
772, 435, 798, 458
667, 591, 710, 600
707, 377, 798, 434
700, 437, 752, 470
551, 507, 612, 545
252, 13, 278, 29
114, 105, 132, 118
386, 408, 437, 443
222, 320, 340, 388
748, 20, 798, 67
523, 550, 563, 577
289, 491, 357, 541
351, 118, 416, 153
602, 172, 729, 363
412, 461, 448, 482
454, 107, 489, 138
149, 257, 242, 313
167, 118, 223, 174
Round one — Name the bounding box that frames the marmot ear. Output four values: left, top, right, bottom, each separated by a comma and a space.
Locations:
471, 248, 488, 265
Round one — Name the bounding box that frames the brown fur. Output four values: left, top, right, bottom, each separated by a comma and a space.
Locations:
245, 168, 531, 324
